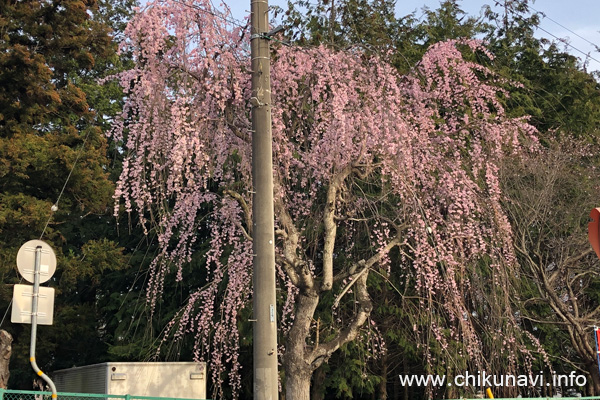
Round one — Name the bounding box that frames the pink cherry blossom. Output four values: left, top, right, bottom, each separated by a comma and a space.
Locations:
108, 1, 540, 397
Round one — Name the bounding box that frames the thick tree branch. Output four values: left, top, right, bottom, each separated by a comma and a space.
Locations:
224, 103, 250, 142
321, 166, 352, 292
310, 271, 371, 367
333, 235, 402, 308
274, 176, 314, 290
275, 254, 300, 286
223, 189, 252, 239
284, 289, 320, 373
306, 235, 401, 368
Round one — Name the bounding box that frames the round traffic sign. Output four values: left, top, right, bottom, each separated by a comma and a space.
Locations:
16, 240, 57, 284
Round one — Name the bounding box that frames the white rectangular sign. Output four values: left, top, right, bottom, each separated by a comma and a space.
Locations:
11, 284, 55, 325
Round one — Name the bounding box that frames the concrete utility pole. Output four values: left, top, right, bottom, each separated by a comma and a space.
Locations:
250, 0, 279, 399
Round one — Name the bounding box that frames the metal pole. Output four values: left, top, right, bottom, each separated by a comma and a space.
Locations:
30, 246, 58, 399
250, 0, 279, 399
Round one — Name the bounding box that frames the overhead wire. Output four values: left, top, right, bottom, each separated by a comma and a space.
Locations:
170, 0, 248, 30
39, 131, 92, 240
0, 129, 92, 329
535, 25, 600, 66
528, 4, 600, 50
494, 0, 600, 67
169, 0, 600, 71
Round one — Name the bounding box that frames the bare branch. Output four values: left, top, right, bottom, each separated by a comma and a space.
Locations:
274, 175, 314, 290
303, 232, 401, 367
223, 189, 252, 238
310, 271, 371, 365
224, 103, 250, 142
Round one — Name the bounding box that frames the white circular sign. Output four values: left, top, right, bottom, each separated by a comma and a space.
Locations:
16, 240, 57, 284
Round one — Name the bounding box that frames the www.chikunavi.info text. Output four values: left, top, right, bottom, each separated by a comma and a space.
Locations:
399, 371, 587, 388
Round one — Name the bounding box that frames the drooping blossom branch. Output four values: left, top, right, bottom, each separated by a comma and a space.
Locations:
109, 0, 540, 396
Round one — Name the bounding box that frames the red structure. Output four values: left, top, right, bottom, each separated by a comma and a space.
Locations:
589, 208, 600, 260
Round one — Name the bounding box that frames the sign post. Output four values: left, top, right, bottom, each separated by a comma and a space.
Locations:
12, 240, 58, 398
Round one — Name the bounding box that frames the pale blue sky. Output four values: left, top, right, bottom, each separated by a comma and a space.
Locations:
225, 0, 600, 71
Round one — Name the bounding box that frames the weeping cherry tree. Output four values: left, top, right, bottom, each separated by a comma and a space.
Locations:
109, 0, 539, 398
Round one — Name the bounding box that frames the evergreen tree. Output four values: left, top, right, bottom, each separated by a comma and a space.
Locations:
483, 0, 600, 139
0, 0, 135, 388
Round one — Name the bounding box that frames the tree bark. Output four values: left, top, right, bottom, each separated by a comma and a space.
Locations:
586, 361, 600, 396
402, 357, 408, 400
0, 330, 13, 389
310, 365, 326, 400
378, 351, 388, 400
285, 369, 311, 400
278, 168, 400, 399
283, 291, 319, 400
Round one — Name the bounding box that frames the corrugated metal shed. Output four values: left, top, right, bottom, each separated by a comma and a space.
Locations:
53, 363, 107, 394
52, 362, 207, 399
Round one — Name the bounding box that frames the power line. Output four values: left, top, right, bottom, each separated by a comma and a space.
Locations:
170, 0, 248, 30
529, 4, 600, 50
535, 25, 600, 66
1, 130, 92, 329
39, 131, 92, 240
495, 0, 600, 67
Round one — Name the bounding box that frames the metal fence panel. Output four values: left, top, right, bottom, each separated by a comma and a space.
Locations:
445, 397, 600, 400
0, 389, 209, 400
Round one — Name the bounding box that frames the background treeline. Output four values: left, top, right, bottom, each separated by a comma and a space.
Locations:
1, 0, 599, 399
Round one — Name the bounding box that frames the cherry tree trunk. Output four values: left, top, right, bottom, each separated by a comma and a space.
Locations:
285, 370, 311, 400
283, 291, 319, 400
378, 352, 388, 400
0, 330, 13, 388
310, 365, 326, 400
586, 361, 600, 396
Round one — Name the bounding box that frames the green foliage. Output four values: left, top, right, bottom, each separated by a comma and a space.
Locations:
276, 1, 600, 397
278, 0, 399, 49
279, 0, 484, 73
483, 0, 600, 139
500, 138, 600, 393
0, 0, 138, 389
1, 0, 598, 396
